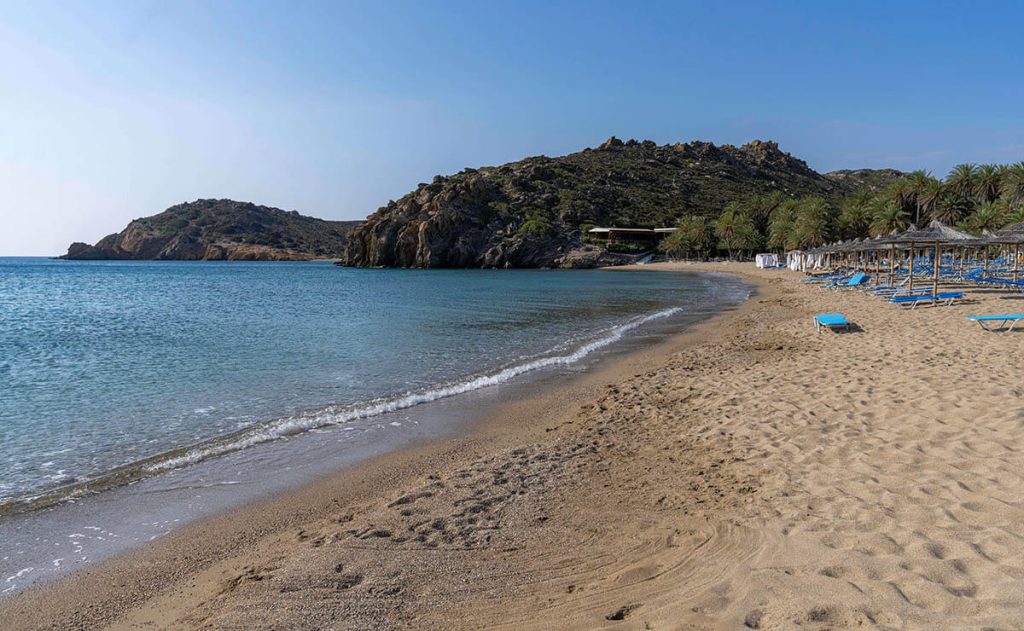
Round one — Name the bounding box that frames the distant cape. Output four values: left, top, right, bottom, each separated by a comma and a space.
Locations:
61, 199, 359, 261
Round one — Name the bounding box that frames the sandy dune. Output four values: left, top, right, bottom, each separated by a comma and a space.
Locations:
5, 262, 1024, 630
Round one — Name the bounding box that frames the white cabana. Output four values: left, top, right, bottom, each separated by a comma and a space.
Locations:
786, 250, 825, 272
754, 253, 780, 269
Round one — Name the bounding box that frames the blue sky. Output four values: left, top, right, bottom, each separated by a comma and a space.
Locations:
2, 0, 1022, 255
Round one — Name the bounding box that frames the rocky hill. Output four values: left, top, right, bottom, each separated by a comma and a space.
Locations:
61, 199, 359, 261
823, 168, 905, 193
341, 138, 901, 268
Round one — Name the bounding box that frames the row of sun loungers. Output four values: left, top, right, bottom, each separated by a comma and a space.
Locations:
807, 271, 1020, 333
817, 310, 1024, 333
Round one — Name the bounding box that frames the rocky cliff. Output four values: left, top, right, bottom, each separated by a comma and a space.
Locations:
61, 199, 359, 261
342, 138, 900, 268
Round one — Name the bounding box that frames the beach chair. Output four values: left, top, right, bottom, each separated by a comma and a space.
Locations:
889, 292, 965, 309
889, 294, 930, 308
965, 314, 1024, 332
935, 291, 966, 306
826, 273, 868, 290
802, 272, 844, 284
865, 277, 909, 294
814, 312, 850, 333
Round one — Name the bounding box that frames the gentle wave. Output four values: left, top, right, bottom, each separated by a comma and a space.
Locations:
146, 305, 685, 473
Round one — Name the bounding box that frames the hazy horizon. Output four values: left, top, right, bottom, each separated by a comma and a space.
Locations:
2, 0, 1022, 256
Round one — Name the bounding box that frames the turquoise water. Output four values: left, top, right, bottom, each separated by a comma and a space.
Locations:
0, 258, 746, 508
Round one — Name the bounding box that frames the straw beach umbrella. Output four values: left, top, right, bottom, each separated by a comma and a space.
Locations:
894, 220, 982, 296
863, 230, 898, 284
988, 222, 1024, 282
865, 228, 910, 287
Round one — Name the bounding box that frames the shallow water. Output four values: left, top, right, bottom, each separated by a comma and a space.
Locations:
0, 259, 751, 594
0, 259, 746, 506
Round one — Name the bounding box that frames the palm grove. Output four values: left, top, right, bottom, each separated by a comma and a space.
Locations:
659, 162, 1024, 259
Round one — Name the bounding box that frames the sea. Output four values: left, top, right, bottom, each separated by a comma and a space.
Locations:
0, 257, 751, 593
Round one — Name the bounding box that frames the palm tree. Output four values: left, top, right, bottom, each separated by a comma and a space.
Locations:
792, 197, 830, 248
869, 200, 909, 236
1000, 161, 1024, 206
962, 200, 1008, 233
931, 189, 973, 225
767, 200, 798, 251
975, 164, 1004, 203
945, 163, 978, 198
882, 177, 916, 215
836, 190, 873, 239
743, 191, 786, 236
1005, 204, 1024, 227
714, 203, 760, 259
714, 203, 742, 259
660, 215, 713, 259
904, 170, 943, 225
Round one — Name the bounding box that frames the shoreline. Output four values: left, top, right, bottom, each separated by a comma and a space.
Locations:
8, 261, 1024, 629
0, 266, 760, 628
1, 265, 742, 521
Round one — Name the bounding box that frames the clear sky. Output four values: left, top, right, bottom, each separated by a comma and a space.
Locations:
2, 0, 1022, 255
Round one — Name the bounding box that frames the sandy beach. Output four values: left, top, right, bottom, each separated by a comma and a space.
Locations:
4, 262, 1024, 630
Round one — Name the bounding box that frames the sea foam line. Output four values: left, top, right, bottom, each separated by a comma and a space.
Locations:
146, 305, 684, 473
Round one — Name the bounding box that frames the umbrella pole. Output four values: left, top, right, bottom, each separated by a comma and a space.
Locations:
1015, 245, 1019, 283
933, 242, 940, 297
888, 244, 894, 286
909, 247, 915, 291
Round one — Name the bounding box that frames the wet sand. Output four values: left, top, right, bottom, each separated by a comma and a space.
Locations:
5, 262, 1024, 630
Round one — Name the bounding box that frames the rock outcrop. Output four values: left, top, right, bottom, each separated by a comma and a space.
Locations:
61, 199, 359, 261
824, 168, 906, 193
342, 138, 901, 268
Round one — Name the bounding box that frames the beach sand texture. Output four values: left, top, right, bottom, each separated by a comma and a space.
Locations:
4, 262, 1024, 630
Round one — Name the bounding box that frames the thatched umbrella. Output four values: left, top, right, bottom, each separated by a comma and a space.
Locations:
849, 238, 864, 271
866, 228, 911, 287
864, 231, 898, 284
894, 220, 982, 296
989, 222, 1024, 282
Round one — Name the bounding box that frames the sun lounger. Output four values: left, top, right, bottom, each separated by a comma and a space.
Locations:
934, 291, 966, 305
889, 292, 966, 309
826, 273, 868, 289
981, 278, 1024, 291
802, 273, 844, 284
814, 312, 850, 333
965, 314, 1024, 332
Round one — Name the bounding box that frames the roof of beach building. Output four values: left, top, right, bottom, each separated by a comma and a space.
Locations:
587, 226, 677, 234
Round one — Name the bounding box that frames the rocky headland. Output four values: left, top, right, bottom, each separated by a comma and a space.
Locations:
340, 138, 901, 269
61, 199, 359, 261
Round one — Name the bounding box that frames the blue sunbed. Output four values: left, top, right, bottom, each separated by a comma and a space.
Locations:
889, 292, 966, 309
802, 273, 844, 284
827, 273, 868, 289
965, 314, 1024, 332
814, 312, 850, 333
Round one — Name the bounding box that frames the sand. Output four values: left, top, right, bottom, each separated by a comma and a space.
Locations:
4, 262, 1024, 630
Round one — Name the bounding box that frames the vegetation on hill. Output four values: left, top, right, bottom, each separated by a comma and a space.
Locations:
660, 162, 1024, 259
61, 199, 359, 261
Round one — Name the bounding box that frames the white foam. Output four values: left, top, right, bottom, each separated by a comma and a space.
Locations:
5, 567, 33, 582
146, 306, 683, 473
